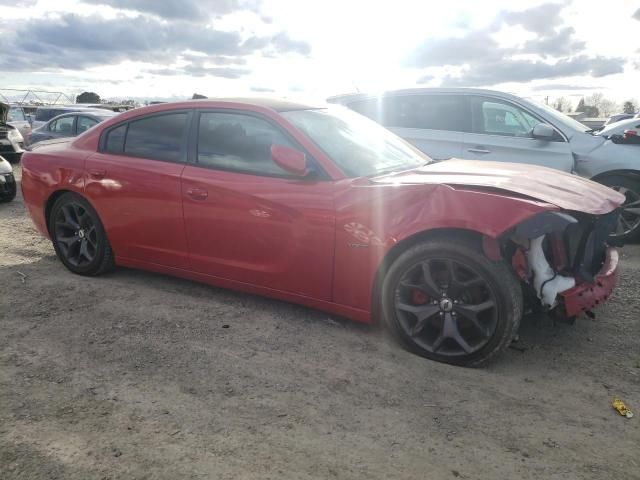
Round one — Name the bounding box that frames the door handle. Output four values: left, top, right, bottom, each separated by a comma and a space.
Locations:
186, 188, 208, 200
88, 168, 106, 179
467, 147, 491, 154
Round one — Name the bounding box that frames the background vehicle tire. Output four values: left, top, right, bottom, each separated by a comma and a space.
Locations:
0, 179, 16, 203
598, 175, 640, 243
381, 238, 522, 367
49, 192, 115, 276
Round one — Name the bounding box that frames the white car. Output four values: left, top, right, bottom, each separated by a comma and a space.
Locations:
0, 155, 16, 202
598, 117, 640, 139
7, 104, 32, 142
0, 102, 26, 162
329, 88, 640, 241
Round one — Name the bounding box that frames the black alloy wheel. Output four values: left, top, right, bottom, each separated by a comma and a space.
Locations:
394, 258, 498, 357
49, 192, 115, 275
381, 238, 522, 367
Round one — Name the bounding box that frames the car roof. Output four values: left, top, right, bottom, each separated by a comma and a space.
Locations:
187, 97, 324, 112
327, 87, 524, 103
46, 110, 117, 122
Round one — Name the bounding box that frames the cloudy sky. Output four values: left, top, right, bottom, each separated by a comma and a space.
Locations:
0, 0, 638, 105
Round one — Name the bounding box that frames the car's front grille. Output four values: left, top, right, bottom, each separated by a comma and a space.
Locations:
0, 131, 8, 139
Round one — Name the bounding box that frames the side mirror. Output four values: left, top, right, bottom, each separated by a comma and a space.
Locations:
532, 123, 555, 140
271, 144, 309, 177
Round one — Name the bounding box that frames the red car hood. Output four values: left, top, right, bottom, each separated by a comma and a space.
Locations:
372, 160, 624, 215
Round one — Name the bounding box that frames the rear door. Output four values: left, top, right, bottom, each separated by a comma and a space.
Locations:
181, 110, 335, 300
348, 94, 469, 160
85, 110, 192, 269
462, 96, 575, 172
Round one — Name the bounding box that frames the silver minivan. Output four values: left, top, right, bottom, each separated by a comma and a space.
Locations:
329, 88, 640, 241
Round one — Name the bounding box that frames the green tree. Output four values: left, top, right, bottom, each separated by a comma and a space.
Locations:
76, 91, 101, 104
623, 100, 638, 114
577, 98, 585, 112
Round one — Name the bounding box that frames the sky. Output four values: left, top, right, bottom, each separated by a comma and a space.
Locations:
0, 0, 639, 106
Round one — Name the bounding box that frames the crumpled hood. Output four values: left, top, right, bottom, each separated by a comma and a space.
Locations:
372, 159, 625, 215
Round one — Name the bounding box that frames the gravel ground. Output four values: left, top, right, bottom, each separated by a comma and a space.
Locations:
1, 165, 639, 480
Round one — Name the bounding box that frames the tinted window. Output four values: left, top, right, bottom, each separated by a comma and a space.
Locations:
124, 113, 188, 162
104, 124, 127, 154
472, 97, 543, 137
8, 107, 26, 122
35, 108, 66, 122
349, 95, 470, 132
197, 112, 294, 176
77, 116, 99, 134
51, 116, 75, 134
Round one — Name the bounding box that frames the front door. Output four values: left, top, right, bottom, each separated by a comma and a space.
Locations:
462, 96, 575, 172
181, 110, 335, 300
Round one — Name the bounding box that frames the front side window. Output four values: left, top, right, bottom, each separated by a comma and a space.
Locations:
77, 116, 99, 134
197, 112, 295, 176
51, 116, 75, 134
124, 113, 189, 162
473, 98, 542, 137
282, 106, 429, 177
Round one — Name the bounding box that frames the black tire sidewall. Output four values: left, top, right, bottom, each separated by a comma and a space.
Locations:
381, 240, 522, 367
599, 175, 640, 243
49, 192, 110, 275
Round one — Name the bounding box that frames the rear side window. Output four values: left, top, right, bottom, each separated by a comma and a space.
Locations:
104, 124, 127, 154
348, 95, 470, 132
77, 116, 99, 134
124, 113, 189, 162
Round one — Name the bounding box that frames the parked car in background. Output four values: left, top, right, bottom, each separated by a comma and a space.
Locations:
598, 117, 640, 140
7, 104, 32, 142
30, 110, 117, 145
21, 99, 623, 366
0, 155, 16, 202
329, 88, 640, 241
32, 105, 100, 129
0, 101, 26, 162
604, 113, 637, 126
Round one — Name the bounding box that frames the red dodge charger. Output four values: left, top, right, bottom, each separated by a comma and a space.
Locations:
21, 99, 624, 366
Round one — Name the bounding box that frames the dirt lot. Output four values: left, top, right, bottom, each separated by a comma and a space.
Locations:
1, 165, 639, 480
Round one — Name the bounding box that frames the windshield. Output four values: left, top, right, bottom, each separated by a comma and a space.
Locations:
8, 107, 26, 122
281, 106, 430, 177
525, 98, 590, 133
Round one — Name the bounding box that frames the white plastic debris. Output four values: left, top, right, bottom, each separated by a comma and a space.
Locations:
527, 236, 576, 308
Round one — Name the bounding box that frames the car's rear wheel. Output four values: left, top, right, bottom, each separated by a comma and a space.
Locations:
49, 192, 115, 275
599, 176, 640, 243
381, 238, 522, 367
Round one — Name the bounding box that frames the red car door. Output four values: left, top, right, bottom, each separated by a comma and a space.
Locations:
181, 110, 335, 300
84, 111, 192, 269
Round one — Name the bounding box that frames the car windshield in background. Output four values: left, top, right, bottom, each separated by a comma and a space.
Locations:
35, 109, 67, 122
8, 107, 26, 122
526, 98, 591, 133
281, 107, 429, 177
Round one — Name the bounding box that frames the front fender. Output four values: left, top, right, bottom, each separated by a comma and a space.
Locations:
332, 182, 556, 314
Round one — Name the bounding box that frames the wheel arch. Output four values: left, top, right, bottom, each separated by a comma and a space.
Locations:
370, 227, 485, 323
591, 169, 640, 184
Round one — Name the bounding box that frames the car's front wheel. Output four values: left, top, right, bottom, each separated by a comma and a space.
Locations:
599, 176, 640, 243
49, 192, 115, 275
381, 238, 522, 367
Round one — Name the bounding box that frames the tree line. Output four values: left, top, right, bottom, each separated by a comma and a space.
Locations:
553, 94, 638, 118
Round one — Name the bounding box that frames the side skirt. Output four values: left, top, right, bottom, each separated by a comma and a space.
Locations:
115, 256, 372, 324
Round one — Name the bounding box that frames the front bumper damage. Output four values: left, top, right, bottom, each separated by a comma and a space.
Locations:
504, 209, 620, 320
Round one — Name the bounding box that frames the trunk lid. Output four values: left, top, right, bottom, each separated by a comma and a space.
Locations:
372, 159, 624, 215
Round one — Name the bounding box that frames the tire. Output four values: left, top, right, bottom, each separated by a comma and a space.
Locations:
48, 192, 115, 276
0, 179, 16, 203
598, 175, 640, 243
381, 238, 522, 367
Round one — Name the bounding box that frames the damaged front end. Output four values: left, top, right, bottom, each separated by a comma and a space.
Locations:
500, 210, 620, 321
